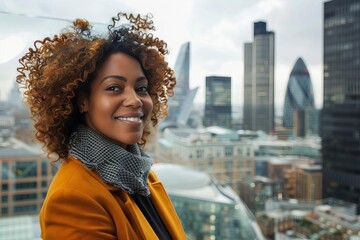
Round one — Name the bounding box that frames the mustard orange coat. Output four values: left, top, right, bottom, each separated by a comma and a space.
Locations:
40, 155, 187, 239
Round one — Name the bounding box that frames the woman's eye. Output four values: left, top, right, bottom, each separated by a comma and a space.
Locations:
137, 86, 149, 93
106, 86, 122, 91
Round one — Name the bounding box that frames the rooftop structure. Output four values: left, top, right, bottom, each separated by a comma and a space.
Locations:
153, 163, 265, 239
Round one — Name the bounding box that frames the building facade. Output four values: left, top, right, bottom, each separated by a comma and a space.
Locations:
156, 127, 254, 195
0, 138, 53, 217
167, 42, 190, 123
203, 76, 232, 128
283, 58, 315, 129
152, 164, 265, 240
322, 0, 360, 213
243, 21, 275, 133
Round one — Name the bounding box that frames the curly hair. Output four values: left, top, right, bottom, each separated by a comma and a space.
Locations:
17, 13, 176, 161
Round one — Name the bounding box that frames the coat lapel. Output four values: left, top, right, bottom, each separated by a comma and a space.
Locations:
148, 171, 186, 239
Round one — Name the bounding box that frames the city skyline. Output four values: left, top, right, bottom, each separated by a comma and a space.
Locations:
0, 0, 323, 110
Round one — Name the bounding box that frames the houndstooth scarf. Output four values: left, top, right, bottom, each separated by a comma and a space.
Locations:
68, 125, 153, 196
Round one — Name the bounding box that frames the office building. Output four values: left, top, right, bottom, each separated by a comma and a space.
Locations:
322, 0, 360, 212
294, 108, 320, 137
0, 138, 53, 217
283, 58, 315, 129
204, 76, 232, 128
156, 127, 254, 195
243, 21, 275, 133
152, 164, 265, 240
166, 42, 190, 123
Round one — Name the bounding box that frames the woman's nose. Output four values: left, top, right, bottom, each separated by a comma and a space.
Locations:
124, 90, 143, 108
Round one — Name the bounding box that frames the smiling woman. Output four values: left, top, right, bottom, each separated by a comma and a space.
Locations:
16, 12, 186, 240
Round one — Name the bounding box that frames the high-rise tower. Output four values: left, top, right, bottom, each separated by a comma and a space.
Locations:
167, 42, 190, 123
322, 0, 360, 212
283, 58, 315, 128
204, 76, 232, 128
243, 21, 275, 133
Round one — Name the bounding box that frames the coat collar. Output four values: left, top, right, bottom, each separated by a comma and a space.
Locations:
66, 156, 186, 239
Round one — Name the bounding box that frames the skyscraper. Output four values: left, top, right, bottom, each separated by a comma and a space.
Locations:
204, 76, 232, 128
243, 21, 275, 133
322, 0, 360, 213
283, 58, 315, 128
167, 42, 190, 123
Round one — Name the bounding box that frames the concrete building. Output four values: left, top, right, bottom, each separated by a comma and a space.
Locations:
0, 138, 53, 217
156, 127, 254, 194
243, 21, 275, 133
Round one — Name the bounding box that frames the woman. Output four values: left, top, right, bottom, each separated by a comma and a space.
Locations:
17, 13, 186, 239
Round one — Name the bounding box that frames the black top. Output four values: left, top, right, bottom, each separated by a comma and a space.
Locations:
131, 194, 172, 240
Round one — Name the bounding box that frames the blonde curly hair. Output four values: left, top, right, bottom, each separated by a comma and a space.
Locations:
17, 13, 176, 161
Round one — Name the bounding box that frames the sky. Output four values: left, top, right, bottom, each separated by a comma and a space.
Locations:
0, 0, 324, 114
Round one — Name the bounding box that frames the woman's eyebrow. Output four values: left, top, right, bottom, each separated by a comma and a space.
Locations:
101, 75, 147, 83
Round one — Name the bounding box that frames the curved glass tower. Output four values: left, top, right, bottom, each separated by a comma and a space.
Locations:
283, 58, 315, 128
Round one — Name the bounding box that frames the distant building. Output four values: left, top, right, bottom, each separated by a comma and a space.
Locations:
283, 58, 315, 129
153, 164, 265, 240
295, 165, 322, 201
293, 108, 320, 137
322, 0, 360, 213
0, 138, 53, 217
243, 21, 275, 133
239, 176, 282, 214
253, 138, 321, 162
167, 42, 190, 123
156, 127, 254, 195
203, 76, 232, 129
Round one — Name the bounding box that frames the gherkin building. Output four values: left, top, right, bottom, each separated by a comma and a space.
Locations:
283, 58, 315, 128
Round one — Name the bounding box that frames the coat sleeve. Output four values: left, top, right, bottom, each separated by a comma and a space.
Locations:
40, 188, 117, 240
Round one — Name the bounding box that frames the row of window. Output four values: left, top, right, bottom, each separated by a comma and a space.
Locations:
1, 181, 48, 191
1, 160, 50, 180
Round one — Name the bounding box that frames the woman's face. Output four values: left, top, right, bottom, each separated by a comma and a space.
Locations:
79, 52, 153, 148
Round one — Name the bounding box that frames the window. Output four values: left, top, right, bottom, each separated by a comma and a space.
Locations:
13, 193, 38, 202
2, 163, 9, 179
14, 182, 37, 190
14, 205, 37, 214
2, 184, 8, 191
13, 161, 37, 178
225, 147, 233, 156
1, 207, 8, 215
41, 160, 48, 176
2, 195, 8, 203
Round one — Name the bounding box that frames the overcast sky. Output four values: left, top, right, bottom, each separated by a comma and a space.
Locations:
0, 0, 324, 113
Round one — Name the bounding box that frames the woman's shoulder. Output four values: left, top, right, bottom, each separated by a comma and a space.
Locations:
47, 156, 113, 199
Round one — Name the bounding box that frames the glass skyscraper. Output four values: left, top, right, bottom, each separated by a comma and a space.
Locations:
283, 57, 315, 128
322, 0, 360, 213
167, 42, 190, 123
243, 21, 275, 133
204, 76, 232, 128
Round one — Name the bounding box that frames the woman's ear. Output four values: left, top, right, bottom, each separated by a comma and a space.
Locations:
77, 92, 89, 114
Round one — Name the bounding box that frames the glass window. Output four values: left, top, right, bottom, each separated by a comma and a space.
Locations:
2, 184, 8, 191
14, 205, 37, 214
2, 163, 9, 179
225, 147, 233, 156
41, 160, 48, 176
13, 193, 38, 202
2, 195, 8, 203
41, 181, 48, 188
14, 182, 37, 190
1, 207, 8, 215
13, 161, 37, 178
